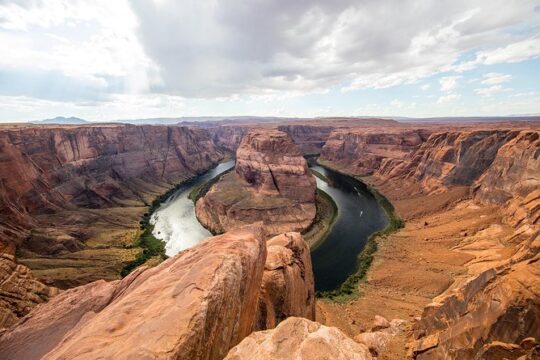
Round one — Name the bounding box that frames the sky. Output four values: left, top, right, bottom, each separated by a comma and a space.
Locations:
0, 0, 540, 122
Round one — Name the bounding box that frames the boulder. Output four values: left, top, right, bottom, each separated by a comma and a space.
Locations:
225, 317, 373, 360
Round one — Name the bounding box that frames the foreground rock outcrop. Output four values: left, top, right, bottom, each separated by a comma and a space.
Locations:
0, 225, 267, 360
225, 317, 373, 360
196, 130, 317, 236
0, 254, 59, 328
256, 232, 315, 330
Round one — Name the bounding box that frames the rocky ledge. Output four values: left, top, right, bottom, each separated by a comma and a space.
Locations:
196, 130, 317, 236
0, 225, 317, 359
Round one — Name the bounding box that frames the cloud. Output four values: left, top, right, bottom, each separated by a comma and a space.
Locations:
128, 0, 540, 98
437, 93, 461, 104
474, 85, 512, 97
481, 72, 512, 85
439, 76, 461, 92
421, 84, 431, 91
0, 0, 160, 99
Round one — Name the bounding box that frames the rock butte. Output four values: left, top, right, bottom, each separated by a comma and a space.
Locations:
196, 130, 317, 237
0, 119, 539, 359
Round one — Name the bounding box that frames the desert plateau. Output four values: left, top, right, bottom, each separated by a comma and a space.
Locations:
1, 1, 540, 359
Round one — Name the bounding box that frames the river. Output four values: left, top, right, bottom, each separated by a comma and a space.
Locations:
151, 159, 388, 291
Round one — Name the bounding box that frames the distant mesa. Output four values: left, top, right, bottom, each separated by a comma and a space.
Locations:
31, 116, 91, 125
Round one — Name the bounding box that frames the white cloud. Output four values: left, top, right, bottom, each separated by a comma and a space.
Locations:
474, 85, 512, 97
128, 0, 540, 97
437, 93, 461, 104
439, 76, 461, 92
0, 0, 540, 120
481, 72, 512, 85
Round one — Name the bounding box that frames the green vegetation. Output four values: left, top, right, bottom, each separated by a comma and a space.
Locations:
316, 172, 404, 302
120, 177, 197, 277
120, 221, 166, 277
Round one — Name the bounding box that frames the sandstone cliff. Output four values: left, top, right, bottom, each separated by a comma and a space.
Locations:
277, 124, 334, 155
256, 232, 315, 331
317, 125, 540, 359
0, 124, 225, 327
320, 128, 431, 177
0, 225, 267, 360
196, 130, 317, 236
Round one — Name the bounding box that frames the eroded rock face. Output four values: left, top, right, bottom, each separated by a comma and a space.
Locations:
196, 130, 317, 236
0, 254, 58, 329
403, 130, 519, 192
0, 124, 225, 325
277, 125, 334, 155
317, 126, 540, 359
474, 131, 540, 227
0, 225, 267, 360
225, 317, 373, 360
235, 130, 316, 203
0, 124, 224, 250
412, 254, 540, 360
255, 232, 315, 331
320, 128, 430, 177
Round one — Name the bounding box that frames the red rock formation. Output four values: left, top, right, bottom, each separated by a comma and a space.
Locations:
208, 125, 249, 152
0, 225, 267, 360
0, 124, 225, 326
196, 130, 317, 236
474, 131, 540, 227
317, 125, 540, 359
400, 130, 519, 192
320, 128, 430, 176
409, 130, 540, 359
0, 124, 224, 251
256, 232, 315, 331
225, 317, 373, 360
277, 124, 334, 155
0, 254, 59, 328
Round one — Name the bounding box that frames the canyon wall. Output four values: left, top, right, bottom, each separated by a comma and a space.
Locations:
320, 128, 431, 177
318, 126, 540, 359
0, 124, 224, 252
196, 130, 317, 236
277, 124, 334, 155
0, 124, 225, 327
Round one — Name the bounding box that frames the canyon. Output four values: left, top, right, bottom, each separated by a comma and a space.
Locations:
0, 119, 539, 359
0, 124, 225, 327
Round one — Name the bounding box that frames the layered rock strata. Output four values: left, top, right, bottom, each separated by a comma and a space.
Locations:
196, 130, 317, 237
317, 126, 540, 359
0, 124, 224, 326
225, 317, 373, 360
0, 225, 267, 360
277, 125, 334, 155
256, 232, 315, 330
320, 128, 431, 177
